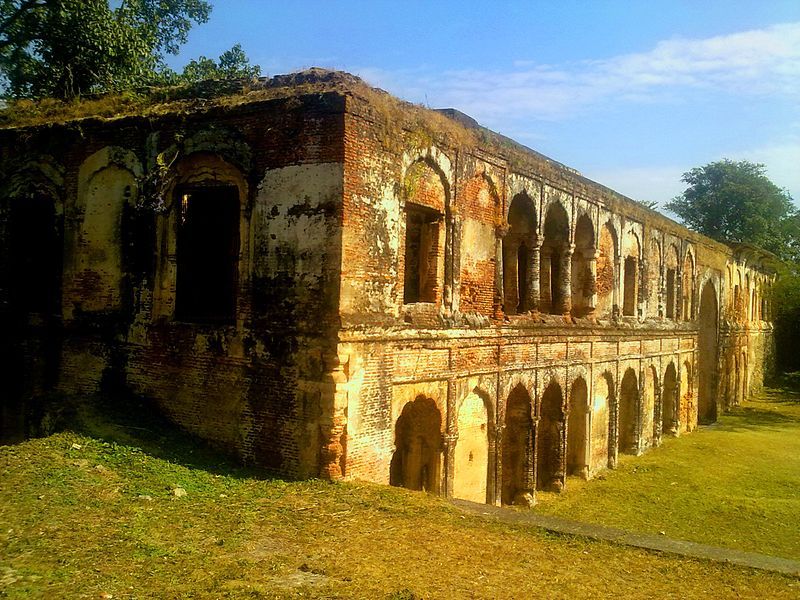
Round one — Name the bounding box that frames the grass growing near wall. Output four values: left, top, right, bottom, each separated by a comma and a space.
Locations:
536, 384, 800, 561
1, 403, 799, 599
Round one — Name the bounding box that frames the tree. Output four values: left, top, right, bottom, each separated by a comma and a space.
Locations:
0, 0, 211, 98
178, 43, 260, 83
666, 160, 796, 261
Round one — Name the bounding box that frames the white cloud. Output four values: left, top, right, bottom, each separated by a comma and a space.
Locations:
354, 22, 800, 122
581, 165, 687, 209
727, 138, 800, 204
582, 137, 800, 212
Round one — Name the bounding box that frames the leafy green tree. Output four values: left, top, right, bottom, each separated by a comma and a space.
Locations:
0, 0, 211, 98
178, 43, 261, 83
666, 160, 796, 261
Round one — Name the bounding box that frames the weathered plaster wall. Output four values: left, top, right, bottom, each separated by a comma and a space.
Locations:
0, 93, 348, 477
0, 73, 776, 498
336, 93, 776, 504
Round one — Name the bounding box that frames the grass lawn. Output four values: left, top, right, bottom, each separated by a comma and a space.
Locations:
535, 383, 800, 561
1, 395, 799, 599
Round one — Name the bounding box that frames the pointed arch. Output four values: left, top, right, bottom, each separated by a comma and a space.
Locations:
596, 222, 618, 318
390, 396, 443, 493
567, 376, 589, 478
502, 384, 534, 505
504, 192, 537, 314
571, 214, 595, 317
540, 201, 570, 314
537, 379, 565, 491
619, 368, 639, 454
453, 388, 494, 503
662, 362, 677, 434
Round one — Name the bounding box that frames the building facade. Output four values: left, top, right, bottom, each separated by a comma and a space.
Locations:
0, 71, 776, 505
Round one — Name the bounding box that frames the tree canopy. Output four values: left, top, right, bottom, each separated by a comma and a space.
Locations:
173, 43, 260, 83
665, 159, 797, 262
0, 0, 259, 99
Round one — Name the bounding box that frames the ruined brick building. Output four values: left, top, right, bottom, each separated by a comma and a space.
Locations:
0, 70, 776, 505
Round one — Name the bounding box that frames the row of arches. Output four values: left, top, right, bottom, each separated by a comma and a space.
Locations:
726, 264, 772, 324
1, 145, 251, 324
501, 192, 698, 321
390, 357, 707, 505
399, 154, 707, 323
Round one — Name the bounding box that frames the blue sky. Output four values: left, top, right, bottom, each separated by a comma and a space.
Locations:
168, 1, 800, 208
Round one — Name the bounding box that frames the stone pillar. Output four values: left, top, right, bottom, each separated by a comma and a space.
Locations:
612, 256, 622, 319
487, 425, 498, 505
494, 425, 504, 506
442, 379, 457, 497
669, 374, 680, 435
524, 418, 537, 502
608, 380, 619, 469
637, 258, 646, 320
525, 236, 540, 313
653, 378, 663, 447
554, 417, 566, 492
586, 248, 599, 318
318, 352, 349, 480
442, 432, 457, 498
559, 244, 574, 316
635, 367, 645, 454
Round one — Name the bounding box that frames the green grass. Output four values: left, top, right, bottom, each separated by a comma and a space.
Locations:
535, 384, 800, 561
1, 395, 799, 599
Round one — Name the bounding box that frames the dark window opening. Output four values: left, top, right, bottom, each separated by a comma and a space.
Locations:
8, 195, 60, 314
175, 186, 240, 323
623, 257, 637, 316
666, 268, 676, 319
517, 242, 528, 313
403, 204, 440, 304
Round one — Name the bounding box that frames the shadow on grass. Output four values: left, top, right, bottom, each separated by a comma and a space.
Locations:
723, 406, 800, 432
764, 372, 800, 402
44, 392, 279, 482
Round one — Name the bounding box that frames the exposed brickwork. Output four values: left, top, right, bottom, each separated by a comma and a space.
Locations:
0, 71, 777, 504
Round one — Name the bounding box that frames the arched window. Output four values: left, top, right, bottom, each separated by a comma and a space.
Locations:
540, 202, 570, 314
503, 192, 536, 314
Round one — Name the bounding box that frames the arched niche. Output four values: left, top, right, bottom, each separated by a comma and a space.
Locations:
647, 237, 662, 318
682, 249, 695, 320
459, 172, 499, 315
503, 192, 537, 314
539, 202, 570, 314
698, 280, 719, 423
73, 147, 142, 313
596, 222, 617, 318
622, 231, 641, 317
402, 159, 448, 305
567, 376, 589, 478
571, 213, 595, 318
618, 368, 639, 454
453, 389, 493, 503
591, 370, 614, 471
155, 152, 249, 323
679, 360, 693, 433
2, 165, 64, 315
642, 365, 658, 448
537, 380, 565, 491
390, 395, 443, 493
665, 244, 680, 319
662, 362, 678, 435
502, 384, 534, 505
